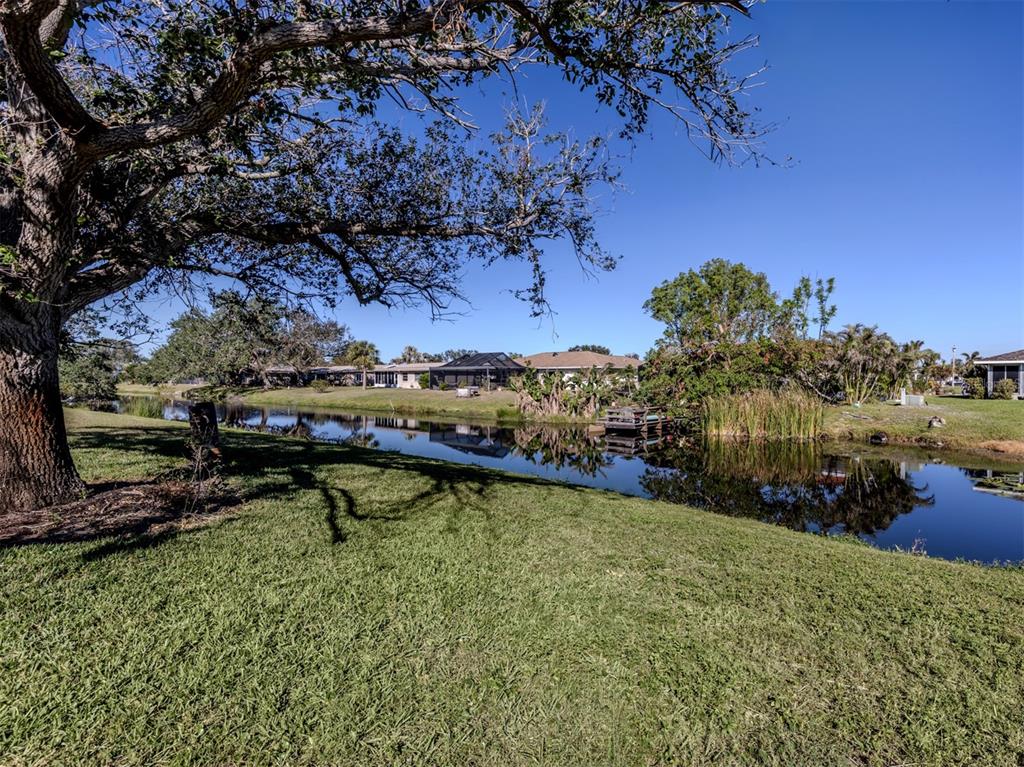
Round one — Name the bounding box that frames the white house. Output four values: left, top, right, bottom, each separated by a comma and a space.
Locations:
371, 362, 441, 388
975, 350, 1024, 397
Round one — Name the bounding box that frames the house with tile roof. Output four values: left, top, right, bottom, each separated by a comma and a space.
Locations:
514, 350, 641, 380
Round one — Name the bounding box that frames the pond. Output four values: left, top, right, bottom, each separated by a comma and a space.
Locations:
116, 397, 1024, 564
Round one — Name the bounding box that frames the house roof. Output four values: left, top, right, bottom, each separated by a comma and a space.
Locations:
309, 365, 359, 373
514, 350, 641, 370
976, 350, 1024, 364
383, 362, 442, 372
436, 352, 524, 370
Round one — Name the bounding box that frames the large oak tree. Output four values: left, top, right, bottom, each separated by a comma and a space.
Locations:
1, 0, 762, 511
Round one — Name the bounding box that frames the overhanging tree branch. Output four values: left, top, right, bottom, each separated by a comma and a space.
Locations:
83, 7, 464, 157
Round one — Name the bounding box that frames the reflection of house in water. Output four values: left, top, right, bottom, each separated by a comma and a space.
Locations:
817, 468, 847, 487
368, 416, 428, 439
429, 423, 510, 458
897, 460, 925, 480
965, 467, 1024, 497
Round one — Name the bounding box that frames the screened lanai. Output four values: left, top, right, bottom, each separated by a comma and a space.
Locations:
429, 352, 525, 389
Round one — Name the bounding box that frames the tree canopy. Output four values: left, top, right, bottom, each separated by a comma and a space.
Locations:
643, 259, 836, 353
568, 344, 610, 355
392, 346, 442, 364
442, 348, 479, 361
2, 0, 763, 326
141, 291, 349, 384
639, 263, 938, 410
0, 0, 764, 510
341, 340, 380, 388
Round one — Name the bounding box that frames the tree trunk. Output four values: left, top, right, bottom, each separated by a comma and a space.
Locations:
362, 368, 367, 389
0, 317, 86, 512
188, 401, 221, 479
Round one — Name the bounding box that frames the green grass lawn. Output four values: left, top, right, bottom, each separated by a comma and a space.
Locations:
119, 383, 590, 423
823, 396, 1024, 455
117, 382, 201, 400
3, 410, 1022, 765
235, 385, 526, 421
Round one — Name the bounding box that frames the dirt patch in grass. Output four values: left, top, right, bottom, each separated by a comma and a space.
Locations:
0, 478, 239, 547
977, 440, 1024, 458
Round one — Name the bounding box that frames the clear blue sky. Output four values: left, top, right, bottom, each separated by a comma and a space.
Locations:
137, 0, 1023, 361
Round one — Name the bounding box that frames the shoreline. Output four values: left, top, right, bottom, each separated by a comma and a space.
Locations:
116, 385, 1024, 461
820, 396, 1024, 460
117, 383, 594, 425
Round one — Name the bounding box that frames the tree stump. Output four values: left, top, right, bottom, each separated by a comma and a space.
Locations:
188, 401, 221, 477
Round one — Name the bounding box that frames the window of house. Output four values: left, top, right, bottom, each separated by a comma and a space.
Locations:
403, 373, 408, 381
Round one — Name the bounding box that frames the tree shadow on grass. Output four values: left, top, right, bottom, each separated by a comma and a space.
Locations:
11, 424, 583, 554
0, 472, 241, 553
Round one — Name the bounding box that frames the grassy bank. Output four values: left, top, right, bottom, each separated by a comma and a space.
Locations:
243, 385, 527, 420
823, 396, 1024, 457
117, 382, 201, 400
2, 410, 1022, 765
118, 384, 600, 423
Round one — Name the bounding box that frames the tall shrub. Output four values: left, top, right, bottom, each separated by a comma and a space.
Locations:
965, 378, 986, 399
992, 379, 1018, 400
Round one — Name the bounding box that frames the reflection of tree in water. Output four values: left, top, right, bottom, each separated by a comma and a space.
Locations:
284, 414, 313, 439
511, 424, 612, 477
344, 431, 380, 449
220, 401, 253, 429
341, 414, 379, 449
220, 406, 320, 442
640, 440, 934, 536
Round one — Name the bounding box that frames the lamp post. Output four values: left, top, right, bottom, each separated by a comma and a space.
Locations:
951, 344, 957, 384
483, 363, 492, 392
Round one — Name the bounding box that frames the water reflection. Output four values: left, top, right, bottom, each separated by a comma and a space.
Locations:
113, 398, 1024, 562
511, 423, 613, 475
641, 441, 935, 537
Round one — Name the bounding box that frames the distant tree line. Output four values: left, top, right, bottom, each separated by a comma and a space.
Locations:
65, 298, 542, 395
132, 292, 351, 386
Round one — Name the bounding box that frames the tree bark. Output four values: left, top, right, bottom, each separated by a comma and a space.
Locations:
0, 310, 86, 512
188, 401, 221, 479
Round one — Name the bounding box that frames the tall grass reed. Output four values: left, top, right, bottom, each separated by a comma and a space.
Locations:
120, 396, 166, 420
702, 388, 824, 441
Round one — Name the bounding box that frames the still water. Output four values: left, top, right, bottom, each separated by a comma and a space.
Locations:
123, 398, 1024, 564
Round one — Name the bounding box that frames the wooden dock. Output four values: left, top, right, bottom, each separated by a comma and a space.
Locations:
600, 406, 672, 434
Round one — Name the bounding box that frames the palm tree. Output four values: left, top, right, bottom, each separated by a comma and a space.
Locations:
343, 341, 380, 390
830, 324, 899, 404
961, 350, 981, 379
891, 339, 927, 399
